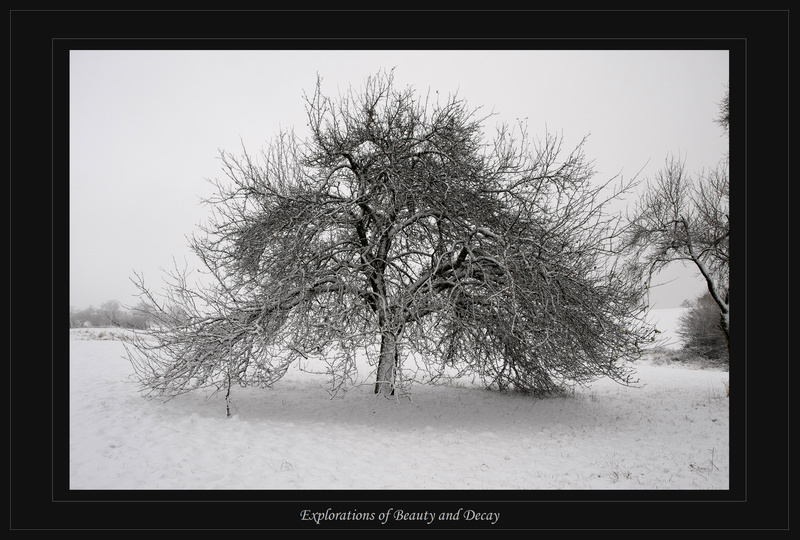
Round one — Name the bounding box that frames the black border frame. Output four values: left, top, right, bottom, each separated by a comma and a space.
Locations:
10, 9, 788, 531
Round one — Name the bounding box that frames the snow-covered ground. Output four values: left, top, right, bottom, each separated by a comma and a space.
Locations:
69, 309, 728, 491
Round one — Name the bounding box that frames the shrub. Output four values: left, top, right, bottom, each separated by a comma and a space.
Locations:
677, 291, 729, 362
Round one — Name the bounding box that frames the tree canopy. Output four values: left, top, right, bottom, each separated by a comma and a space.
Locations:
126, 70, 653, 402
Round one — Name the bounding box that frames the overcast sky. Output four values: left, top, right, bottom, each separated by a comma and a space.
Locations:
69, 49, 729, 311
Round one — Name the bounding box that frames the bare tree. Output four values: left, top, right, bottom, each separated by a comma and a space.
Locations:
125, 70, 653, 405
624, 89, 730, 345
715, 85, 729, 135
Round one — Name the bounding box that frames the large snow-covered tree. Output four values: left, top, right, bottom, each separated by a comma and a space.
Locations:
126, 70, 653, 405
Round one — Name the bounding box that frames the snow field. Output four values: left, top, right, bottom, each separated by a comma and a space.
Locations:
69, 312, 728, 490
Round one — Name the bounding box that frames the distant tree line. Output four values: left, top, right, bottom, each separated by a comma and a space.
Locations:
69, 299, 187, 329
70, 300, 146, 328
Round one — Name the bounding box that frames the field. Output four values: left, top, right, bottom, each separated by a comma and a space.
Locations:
69, 308, 729, 491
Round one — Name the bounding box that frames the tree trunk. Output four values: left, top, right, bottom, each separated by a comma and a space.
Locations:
374, 331, 399, 396
719, 311, 730, 351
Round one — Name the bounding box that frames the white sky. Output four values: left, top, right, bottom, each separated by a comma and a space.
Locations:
69, 49, 729, 310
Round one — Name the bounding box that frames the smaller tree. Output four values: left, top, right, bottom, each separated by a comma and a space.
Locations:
715, 85, 729, 134
678, 292, 729, 361
624, 88, 729, 348
115, 300, 158, 329
135, 300, 159, 329
100, 299, 123, 327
